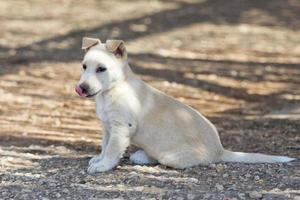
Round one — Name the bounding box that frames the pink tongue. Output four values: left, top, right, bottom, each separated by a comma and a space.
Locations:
75, 85, 85, 97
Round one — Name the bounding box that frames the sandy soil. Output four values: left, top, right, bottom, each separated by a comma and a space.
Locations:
0, 0, 299, 199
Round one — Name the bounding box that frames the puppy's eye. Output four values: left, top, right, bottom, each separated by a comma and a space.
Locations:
83, 64, 87, 70
96, 66, 107, 73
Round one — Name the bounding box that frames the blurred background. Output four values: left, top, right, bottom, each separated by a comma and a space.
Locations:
0, 0, 299, 198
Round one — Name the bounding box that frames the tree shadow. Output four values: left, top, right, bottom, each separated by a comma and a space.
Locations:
1, 2, 299, 186
1, 126, 298, 199
208, 116, 300, 156
1, 0, 300, 74
0, 134, 98, 153
130, 53, 300, 103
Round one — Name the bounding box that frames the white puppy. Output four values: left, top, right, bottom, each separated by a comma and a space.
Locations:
75, 37, 295, 174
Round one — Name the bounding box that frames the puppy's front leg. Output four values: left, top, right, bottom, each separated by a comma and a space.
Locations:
89, 129, 110, 165
87, 123, 130, 174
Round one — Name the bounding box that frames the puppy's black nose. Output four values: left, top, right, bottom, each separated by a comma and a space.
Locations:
79, 83, 89, 94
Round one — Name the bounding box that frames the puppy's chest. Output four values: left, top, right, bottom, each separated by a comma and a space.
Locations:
95, 95, 125, 123
96, 97, 111, 123
96, 107, 106, 123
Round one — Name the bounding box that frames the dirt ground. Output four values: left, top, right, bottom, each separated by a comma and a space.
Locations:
0, 0, 300, 199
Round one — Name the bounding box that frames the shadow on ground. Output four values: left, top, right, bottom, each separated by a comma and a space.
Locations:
1, 0, 300, 199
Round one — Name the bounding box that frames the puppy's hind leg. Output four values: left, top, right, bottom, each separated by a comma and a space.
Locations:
158, 149, 213, 169
130, 150, 158, 165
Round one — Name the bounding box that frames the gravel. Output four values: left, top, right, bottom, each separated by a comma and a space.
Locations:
0, 153, 299, 199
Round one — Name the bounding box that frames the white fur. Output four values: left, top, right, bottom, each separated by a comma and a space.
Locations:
221, 150, 295, 163
78, 47, 126, 96
130, 150, 157, 165
77, 41, 296, 174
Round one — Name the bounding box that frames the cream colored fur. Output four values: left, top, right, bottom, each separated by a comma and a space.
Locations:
77, 38, 295, 174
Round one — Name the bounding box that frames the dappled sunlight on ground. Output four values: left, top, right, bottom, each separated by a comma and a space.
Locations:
0, 0, 299, 199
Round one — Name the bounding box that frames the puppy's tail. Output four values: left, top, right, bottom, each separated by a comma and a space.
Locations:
221, 150, 295, 163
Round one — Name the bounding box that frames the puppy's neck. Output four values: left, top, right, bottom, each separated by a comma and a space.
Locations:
123, 62, 134, 81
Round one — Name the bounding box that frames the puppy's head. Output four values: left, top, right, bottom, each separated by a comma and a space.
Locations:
75, 37, 127, 98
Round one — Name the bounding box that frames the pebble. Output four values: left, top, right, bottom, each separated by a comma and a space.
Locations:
189, 178, 199, 183
79, 170, 86, 175
203, 193, 212, 199
238, 193, 245, 199
216, 164, 226, 172
209, 164, 216, 168
249, 191, 262, 199
245, 173, 251, 178
254, 175, 260, 181
62, 188, 69, 193
127, 171, 138, 179
134, 186, 144, 192
1, 192, 8, 196
55, 193, 61, 198
216, 183, 224, 191
48, 182, 57, 187
187, 193, 195, 199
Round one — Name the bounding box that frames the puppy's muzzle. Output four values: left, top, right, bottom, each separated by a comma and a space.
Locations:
75, 83, 89, 97
75, 83, 100, 98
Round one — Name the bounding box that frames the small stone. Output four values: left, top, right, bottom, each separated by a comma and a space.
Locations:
21, 189, 31, 193
128, 171, 138, 178
254, 175, 260, 181
216, 183, 224, 191
187, 193, 195, 200
216, 164, 226, 172
209, 164, 216, 168
249, 191, 262, 199
2, 192, 8, 196
189, 178, 198, 183
62, 188, 69, 193
228, 184, 236, 190
55, 193, 61, 198
48, 182, 56, 187
245, 173, 251, 178
294, 196, 300, 200
203, 193, 212, 199
135, 186, 144, 192
238, 193, 245, 199
79, 170, 85, 175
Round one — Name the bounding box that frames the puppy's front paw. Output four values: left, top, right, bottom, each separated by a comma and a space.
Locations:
87, 159, 117, 174
89, 154, 103, 165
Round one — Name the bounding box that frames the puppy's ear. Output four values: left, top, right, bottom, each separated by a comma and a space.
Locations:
106, 40, 127, 59
82, 37, 101, 51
